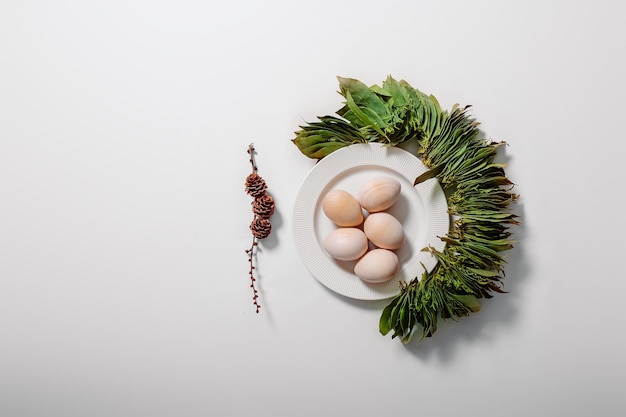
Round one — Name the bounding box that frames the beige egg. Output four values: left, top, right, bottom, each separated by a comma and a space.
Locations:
322, 228, 368, 261
322, 189, 363, 227
354, 249, 399, 283
363, 212, 405, 250
357, 176, 401, 213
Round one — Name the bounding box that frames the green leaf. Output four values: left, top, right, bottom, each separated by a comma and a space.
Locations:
452, 294, 482, 312
291, 115, 366, 159
337, 76, 389, 118
414, 165, 444, 185
379, 298, 398, 336
343, 90, 387, 138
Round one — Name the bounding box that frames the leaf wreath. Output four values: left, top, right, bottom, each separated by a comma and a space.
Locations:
292, 76, 519, 343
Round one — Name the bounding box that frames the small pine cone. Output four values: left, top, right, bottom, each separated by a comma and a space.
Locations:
252, 194, 275, 219
245, 173, 267, 198
250, 217, 272, 239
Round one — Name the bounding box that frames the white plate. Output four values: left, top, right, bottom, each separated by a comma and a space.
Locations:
293, 143, 449, 300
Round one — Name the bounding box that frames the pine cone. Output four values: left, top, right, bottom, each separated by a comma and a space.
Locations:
245, 173, 267, 198
252, 194, 275, 219
250, 217, 272, 239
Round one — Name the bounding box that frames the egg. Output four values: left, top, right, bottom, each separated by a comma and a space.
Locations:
354, 249, 399, 283
363, 212, 405, 250
322, 189, 363, 227
322, 228, 368, 261
357, 176, 401, 213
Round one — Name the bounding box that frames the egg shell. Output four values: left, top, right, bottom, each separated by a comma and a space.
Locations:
363, 212, 405, 250
354, 249, 399, 283
357, 177, 401, 213
322, 228, 368, 261
322, 189, 364, 227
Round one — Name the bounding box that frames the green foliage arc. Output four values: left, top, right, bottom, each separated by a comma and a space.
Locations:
292, 76, 519, 343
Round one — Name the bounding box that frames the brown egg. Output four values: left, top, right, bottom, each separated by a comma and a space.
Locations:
323, 228, 369, 261
357, 177, 401, 213
354, 249, 399, 283
363, 212, 405, 250
321, 189, 363, 227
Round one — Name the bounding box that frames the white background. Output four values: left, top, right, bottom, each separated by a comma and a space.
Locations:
1, 1, 625, 416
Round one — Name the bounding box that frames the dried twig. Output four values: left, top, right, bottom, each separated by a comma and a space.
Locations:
244, 144, 274, 313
